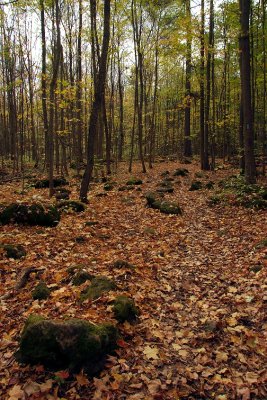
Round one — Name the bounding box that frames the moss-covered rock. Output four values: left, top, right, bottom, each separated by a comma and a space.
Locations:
145, 192, 182, 215
2, 244, 26, 259
0, 203, 60, 227
81, 276, 116, 301
189, 181, 202, 191
57, 200, 85, 213
205, 181, 214, 189
250, 265, 263, 273
72, 270, 94, 286
126, 178, 143, 185
156, 187, 174, 193
113, 296, 138, 323
154, 200, 182, 215
255, 239, 267, 249
75, 236, 87, 243
17, 315, 118, 372
54, 188, 71, 200
85, 221, 99, 227
32, 282, 51, 300
113, 260, 135, 270
157, 180, 173, 188
103, 183, 115, 191
173, 168, 189, 177
118, 185, 134, 191
160, 171, 170, 177
34, 177, 68, 189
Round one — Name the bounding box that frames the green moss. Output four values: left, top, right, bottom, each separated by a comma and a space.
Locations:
189, 181, 202, 191
34, 177, 68, 189
113, 260, 135, 269
156, 201, 182, 215
54, 188, 70, 200
103, 183, 115, 191
118, 185, 134, 191
57, 200, 85, 213
250, 265, 263, 273
255, 239, 267, 249
18, 316, 118, 372
173, 168, 189, 177
0, 203, 60, 227
195, 171, 204, 178
126, 178, 143, 185
72, 270, 94, 286
156, 187, 174, 193
80, 276, 116, 301
145, 192, 182, 215
85, 221, 99, 226
2, 244, 26, 259
32, 282, 51, 300
145, 192, 158, 207
160, 171, 170, 177
205, 181, 214, 189
143, 227, 156, 235
113, 296, 138, 323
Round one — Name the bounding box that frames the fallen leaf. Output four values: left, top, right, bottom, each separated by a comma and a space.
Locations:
143, 346, 159, 360
75, 372, 89, 386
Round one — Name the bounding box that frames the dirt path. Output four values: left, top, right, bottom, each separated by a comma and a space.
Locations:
0, 161, 266, 399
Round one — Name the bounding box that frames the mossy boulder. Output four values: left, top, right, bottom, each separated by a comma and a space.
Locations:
182, 158, 192, 164
160, 171, 170, 177
156, 186, 174, 194
113, 260, 135, 270
250, 265, 263, 273
85, 221, 99, 227
189, 181, 202, 191
0, 203, 60, 227
118, 185, 134, 191
126, 178, 143, 186
17, 314, 118, 372
113, 296, 138, 323
173, 168, 189, 177
145, 192, 182, 215
81, 276, 116, 301
32, 282, 51, 300
57, 200, 85, 213
1, 244, 26, 259
72, 270, 94, 286
205, 181, 214, 190
34, 177, 68, 189
54, 188, 71, 200
255, 239, 267, 249
103, 183, 115, 191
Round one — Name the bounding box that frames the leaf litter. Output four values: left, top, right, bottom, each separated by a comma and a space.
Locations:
0, 160, 266, 399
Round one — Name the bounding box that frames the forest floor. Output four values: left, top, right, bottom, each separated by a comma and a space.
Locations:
0, 160, 266, 400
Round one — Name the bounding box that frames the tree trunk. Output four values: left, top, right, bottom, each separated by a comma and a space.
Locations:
80, 0, 111, 202
239, 0, 256, 183
184, 0, 192, 158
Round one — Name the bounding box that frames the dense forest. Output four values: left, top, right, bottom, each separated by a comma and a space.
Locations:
0, 0, 266, 195
0, 1, 266, 399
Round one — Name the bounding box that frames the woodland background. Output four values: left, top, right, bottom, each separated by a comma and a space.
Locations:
0, 0, 266, 187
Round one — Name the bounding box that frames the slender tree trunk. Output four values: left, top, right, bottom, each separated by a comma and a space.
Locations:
48, 0, 61, 197
80, 0, 111, 202
184, 0, 192, 158
204, 0, 214, 169
200, 0, 209, 170
76, 0, 83, 174
40, 0, 49, 171
239, 0, 256, 183
262, 0, 266, 175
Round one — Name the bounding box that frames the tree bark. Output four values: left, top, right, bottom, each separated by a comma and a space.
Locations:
80, 0, 111, 202
239, 0, 256, 183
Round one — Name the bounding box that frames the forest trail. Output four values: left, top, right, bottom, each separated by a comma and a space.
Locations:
0, 160, 266, 399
